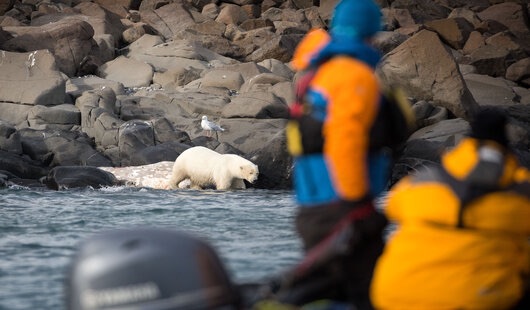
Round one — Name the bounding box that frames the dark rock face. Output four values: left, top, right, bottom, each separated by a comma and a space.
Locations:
43, 166, 121, 190
0, 150, 49, 180
0, 0, 529, 190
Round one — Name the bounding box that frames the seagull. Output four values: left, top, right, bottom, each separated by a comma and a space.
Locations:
201, 115, 225, 137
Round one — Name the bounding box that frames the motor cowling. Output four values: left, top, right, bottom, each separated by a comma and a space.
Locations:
65, 228, 241, 310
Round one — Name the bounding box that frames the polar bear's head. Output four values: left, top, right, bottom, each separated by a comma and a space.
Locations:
240, 163, 259, 183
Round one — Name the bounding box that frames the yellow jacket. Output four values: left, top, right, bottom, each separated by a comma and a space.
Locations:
370, 138, 530, 309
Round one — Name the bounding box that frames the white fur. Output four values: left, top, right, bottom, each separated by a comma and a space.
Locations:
169, 146, 259, 190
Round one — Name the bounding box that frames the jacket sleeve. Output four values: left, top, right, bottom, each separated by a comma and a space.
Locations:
311, 57, 380, 201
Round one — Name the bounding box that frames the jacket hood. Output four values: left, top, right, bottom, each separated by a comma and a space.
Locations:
442, 138, 519, 188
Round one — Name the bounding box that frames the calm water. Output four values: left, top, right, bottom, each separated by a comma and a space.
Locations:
0, 186, 301, 310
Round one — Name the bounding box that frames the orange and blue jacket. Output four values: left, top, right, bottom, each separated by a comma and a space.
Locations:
290, 35, 383, 206
370, 138, 530, 309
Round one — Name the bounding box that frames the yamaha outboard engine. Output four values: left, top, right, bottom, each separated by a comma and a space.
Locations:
65, 228, 242, 310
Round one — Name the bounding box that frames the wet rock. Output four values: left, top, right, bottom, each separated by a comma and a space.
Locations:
43, 166, 121, 190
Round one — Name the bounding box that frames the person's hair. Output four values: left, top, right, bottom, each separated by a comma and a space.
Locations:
469, 107, 509, 147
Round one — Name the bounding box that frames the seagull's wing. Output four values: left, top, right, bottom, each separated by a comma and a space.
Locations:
208, 121, 225, 131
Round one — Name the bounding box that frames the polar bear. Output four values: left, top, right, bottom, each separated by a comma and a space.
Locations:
168, 146, 259, 190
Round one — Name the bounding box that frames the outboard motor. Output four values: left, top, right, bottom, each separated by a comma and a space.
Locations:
65, 228, 242, 310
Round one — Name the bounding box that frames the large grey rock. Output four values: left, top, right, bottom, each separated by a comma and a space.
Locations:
0, 50, 66, 106
44, 134, 113, 167
378, 30, 479, 120
72, 2, 126, 45
75, 90, 123, 147
198, 69, 244, 91
27, 104, 81, 130
151, 117, 191, 144
66, 75, 126, 100
92, 0, 138, 17
424, 17, 474, 50
2, 19, 95, 76
97, 56, 154, 88
408, 118, 470, 145
17, 128, 113, 167
174, 30, 248, 60
198, 118, 288, 154
0, 149, 49, 180
477, 2, 529, 36
43, 166, 120, 190
126, 38, 236, 72
216, 3, 249, 25
390, 0, 451, 23
372, 31, 409, 55
0, 120, 22, 154
118, 120, 156, 166
229, 26, 277, 57
152, 67, 202, 89
129, 141, 190, 166
239, 72, 290, 92
463, 73, 520, 106
391, 118, 471, 184
122, 22, 158, 44
221, 91, 289, 119
245, 33, 303, 63
247, 129, 292, 189
141, 3, 196, 40
465, 44, 511, 77
120, 91, 230, 122
0, 102, 33, 127
506, 57, 530, 84
257, 58, 294, 80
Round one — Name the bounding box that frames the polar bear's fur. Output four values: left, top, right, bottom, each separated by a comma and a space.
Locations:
168, 146, 259, 190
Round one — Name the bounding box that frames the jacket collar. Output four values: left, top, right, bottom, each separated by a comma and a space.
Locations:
309, 36, 381, 69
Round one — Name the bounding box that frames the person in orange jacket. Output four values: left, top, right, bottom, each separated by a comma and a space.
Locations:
370, 107, 530, 310
283, 0, 390, 309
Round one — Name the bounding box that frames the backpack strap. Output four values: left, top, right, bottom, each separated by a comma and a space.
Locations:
413, 164, 501, 228
289, 68, 318, 119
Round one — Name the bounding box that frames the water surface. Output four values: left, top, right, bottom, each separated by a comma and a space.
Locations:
0, 186, 301, 310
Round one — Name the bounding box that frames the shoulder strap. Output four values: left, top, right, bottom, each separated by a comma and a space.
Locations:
412, 165, 498, 228
289, 68, 318, 119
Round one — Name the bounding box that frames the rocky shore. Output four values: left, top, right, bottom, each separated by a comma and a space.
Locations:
0, 0, 529, 190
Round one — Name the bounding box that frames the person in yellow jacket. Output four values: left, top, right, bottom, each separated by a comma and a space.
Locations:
370, 108, 530, 310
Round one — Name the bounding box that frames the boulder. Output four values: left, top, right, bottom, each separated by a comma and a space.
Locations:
97, 56, 154, 88
378, 30, 479, 120
18, 128, 113, 167
424, 17, 474, 50
0, 120, 22, 154
66, 75, 125, 100
43, 166, 121, 190
245, 33, 303, 63
463, 73, 520, 106
2, 19, 95, 76
506, 57, 530, 84
118, 120, 156, 166
477, 2, 529, 36
129, 141, 191, 166
27, 104, 81, 130
0, 149, 49, 180
140, 3, 195, 40
0, 50, 66, 106
248, 129, 292, 189
221, 91, 289, 119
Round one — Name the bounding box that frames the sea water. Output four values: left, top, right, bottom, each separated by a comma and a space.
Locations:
0, 186, 301, 310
